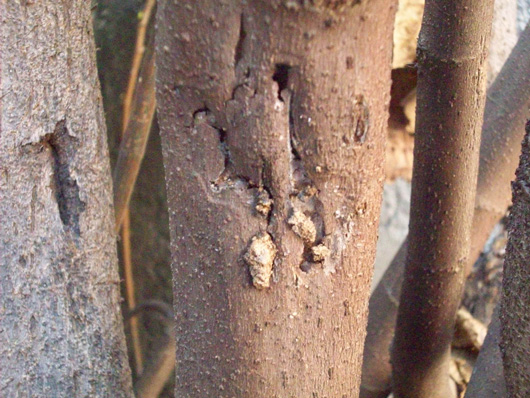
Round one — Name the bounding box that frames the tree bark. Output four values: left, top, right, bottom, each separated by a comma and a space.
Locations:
0, 1, 133, 397
361, 19, 530, 398
500, 121, 530, 398
391, 1, 495, 397
465, 306, 507, 398
156, 1, 396, 396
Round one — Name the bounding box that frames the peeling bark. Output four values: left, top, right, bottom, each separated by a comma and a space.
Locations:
156, 1, 396, 395
0, 1, 133, 397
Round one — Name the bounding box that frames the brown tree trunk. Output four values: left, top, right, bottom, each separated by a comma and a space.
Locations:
500, 121, 530, 398
391, 1, 495, 397
156, 1, 396, 396
0, 1, 133, 397
361, 19, 530, 398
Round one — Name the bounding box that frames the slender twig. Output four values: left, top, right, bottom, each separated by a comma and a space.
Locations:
126, 301, 176, 398
114, 47, 156, 232
116, 0, 157, 376
121, 212, 142, 374
122, 0, 156, 131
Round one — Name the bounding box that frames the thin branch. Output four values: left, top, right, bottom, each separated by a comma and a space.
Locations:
361, 19, 530, 398
122, 0, 157, 132
115, 0, 157, 376
114, 45, 156, 233
391, 1, 495, 397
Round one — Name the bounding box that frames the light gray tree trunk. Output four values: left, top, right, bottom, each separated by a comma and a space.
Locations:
0, 1, 133, 397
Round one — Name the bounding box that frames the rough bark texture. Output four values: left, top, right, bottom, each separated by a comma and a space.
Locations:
465, 307, 507, 398
500, 122, 530, 398
391, 1, 495, 397
361, 18, 530, 398
156, 1, 396, 396
93, 2, 174, 395
0, 1, 133, 397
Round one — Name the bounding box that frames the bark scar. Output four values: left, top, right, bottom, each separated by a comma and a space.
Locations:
43, 120, 85, 236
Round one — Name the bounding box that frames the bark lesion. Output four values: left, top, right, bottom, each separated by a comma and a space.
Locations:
192, 108, 257, 192
283, 0, 361, 12
42, 120, 85, 236
234, 13, 246, 67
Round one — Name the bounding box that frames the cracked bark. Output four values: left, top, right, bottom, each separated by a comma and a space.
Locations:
0, 1, 133, 397
156, 1, 396, 396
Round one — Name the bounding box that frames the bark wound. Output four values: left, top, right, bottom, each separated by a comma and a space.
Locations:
273, 66, 331, 272
193, 108, 279, 287
352, 94, 369, 144
234, 13, 246, 67
44, 120, 85, 236
244, 232, 278, 289
283, 0, 361, 11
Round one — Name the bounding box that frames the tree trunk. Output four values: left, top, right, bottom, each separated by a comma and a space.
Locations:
156, 1, 396, 396
465, 306, 507, 398
500, 121, 530, 398
391, 1, 495, 397
361, 18, 530, 398
0, 1, 133, 397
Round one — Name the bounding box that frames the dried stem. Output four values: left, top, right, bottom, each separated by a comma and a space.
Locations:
121, 212, 142, 374
115, 0, 157, 376
114, 46, 156, 233
122, 0, 156, 131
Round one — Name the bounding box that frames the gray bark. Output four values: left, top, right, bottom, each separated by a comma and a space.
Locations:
500, 122, 530, 398
0, 1, 133, 397
465, 307, 507, 398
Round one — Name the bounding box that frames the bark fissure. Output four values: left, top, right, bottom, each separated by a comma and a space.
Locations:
44, 121, 86, 236
272, 63, 292, 100
234, 13, 246, 67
